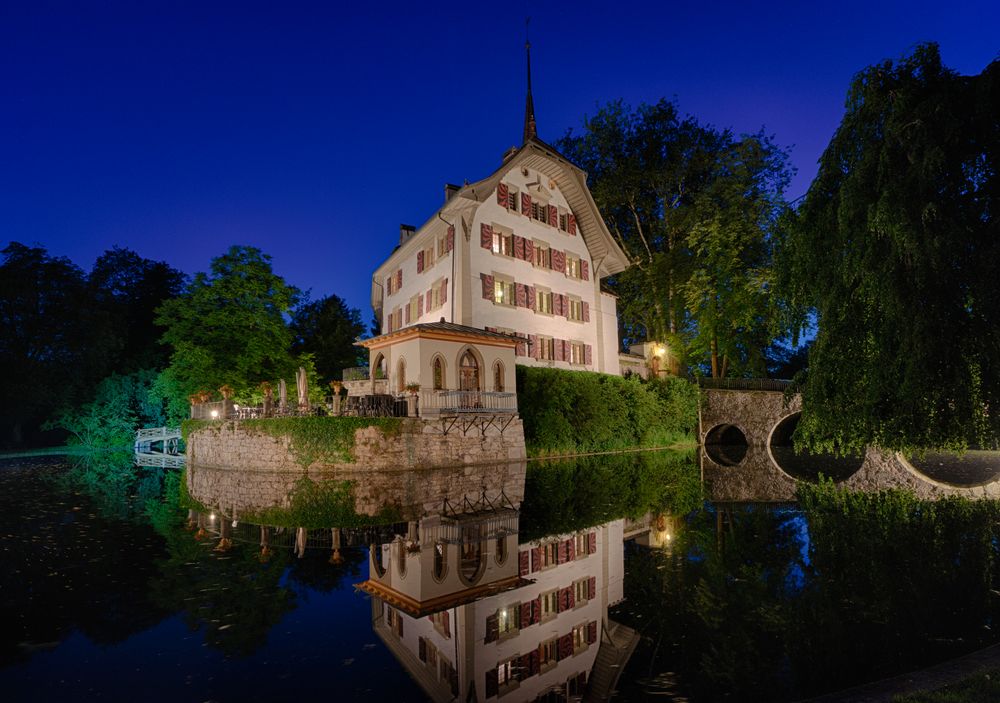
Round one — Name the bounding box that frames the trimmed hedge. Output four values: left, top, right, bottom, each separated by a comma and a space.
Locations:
516, 365, 699, 456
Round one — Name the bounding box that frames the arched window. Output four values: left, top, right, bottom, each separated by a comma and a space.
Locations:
432, 357, 445, 390
370, 543, 387, 578
433, 541, 447, 581
458, 524, 486, 586
495, 533, 508, 565
396, 537, 407, 578
372, 353, 385, 380
397, 358, 406, 393
459, 350, 480, 392
493, 361, 504, 392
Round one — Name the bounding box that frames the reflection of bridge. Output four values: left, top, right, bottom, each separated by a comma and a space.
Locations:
134, 452, 185, 468
699, 381, 1000, 501
134, 426, 181, 451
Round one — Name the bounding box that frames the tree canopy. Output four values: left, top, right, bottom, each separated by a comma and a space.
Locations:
155, 245, 301, 405
778, 44, 1000, 453
290, 294, 365, 383
557, 100, 794, 377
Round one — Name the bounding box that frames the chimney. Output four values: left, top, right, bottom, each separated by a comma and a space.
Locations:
399, 224, 416, 245
444, 183, 461, 202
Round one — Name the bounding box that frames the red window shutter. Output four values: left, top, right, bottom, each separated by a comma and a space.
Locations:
554, 337, 563, 361
417, 251, 424, 273
425, 289, 432, 311
446, 225, 455, 252
552, 249, 565, 274
443, 609, 450, 636
560, 633, 573, 660
524, 239, 534, 262
480, 223, 493, 249
518, 653, 531, 681
385, 276, 392, 292
532, 597, 542, 625
583, 301, 590, 323
497, 182, 508, 207
514, 235, 525, 260
520, 602, 532, 628
529, 334, 539, 360
516, 337, 526, 357
417, 295, 423, 318
588, 532, 597, 554
526, 285, 536, 310
396, 269, 402, 290
557, 540, 567, 563
568, 213, 577, 235
581, 260, 589, 280
481, 273, 493, 300
588, 576, 596, 600
485, 612, 499, 643
587, 621, 597, 644
405, 305, 410, 324
585, 344, 593, 366
519, 550, 529, 576
515, 283, 526, 308
441, 278, 448, 304
531, 546, 541, 572
566, 537, 575, 561
548, 204, 557, 227
530, 648, 540, 674
521, 192, 531, 216
567, 584, 576, 610
486, 669, 498, 698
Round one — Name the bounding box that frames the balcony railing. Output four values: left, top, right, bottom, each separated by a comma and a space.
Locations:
419, 390, 518, 415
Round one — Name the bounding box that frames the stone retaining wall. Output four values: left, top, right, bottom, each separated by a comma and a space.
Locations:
187, 417, 526, 474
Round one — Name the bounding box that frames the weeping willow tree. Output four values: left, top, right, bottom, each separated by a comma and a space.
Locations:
778, 44, 1000, 454
558, 100, 793, 377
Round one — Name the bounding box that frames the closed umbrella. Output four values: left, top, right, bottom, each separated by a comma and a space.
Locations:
296, 366, 309, 412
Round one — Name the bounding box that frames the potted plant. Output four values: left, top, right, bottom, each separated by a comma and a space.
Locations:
329, 380, 343, 395
404, 382, 421, 395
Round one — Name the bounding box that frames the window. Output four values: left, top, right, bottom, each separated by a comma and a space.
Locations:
507, 187, 519, 211
495, 533, 508, 563
497, 604, 520, 638
533, 242, 550, 268
423, 245, 436, 270
566, 255, 581, 279
492, 228, 513, 256
429, 278, 445, 311
497, 658, 518, 688
574, 579, 589, 605
559, 212, 568, 232
386, 269, 401, 294
567, 297, 583, 321
494, 277, 515, 307
536, 289, 553, 314
409, 295, 420, 322
539, 638, 558, 671
573, 624, 588, 653
540, 541, 558, 568
540, 590, 559, 620
493, 361, 504, 392
531, 199, 548, 223
538, 336, 555, 361
432, 357, 445, 390
437, 236, 449, 258
574, 533, 589, 557
433, 540, 447, 580
570, 342, 585, 365
388, 307, 402, 332
386, 607, 403, 637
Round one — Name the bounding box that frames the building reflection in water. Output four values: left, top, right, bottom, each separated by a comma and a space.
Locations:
184, 459, 662, 702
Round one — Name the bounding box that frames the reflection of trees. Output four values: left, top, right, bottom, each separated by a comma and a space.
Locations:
1, 457, 169, 667
615, 485, 1000, 701
520, 450, 700, 541
58, 451, 164, 522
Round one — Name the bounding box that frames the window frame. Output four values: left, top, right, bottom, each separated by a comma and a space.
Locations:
493, 275, 516, 307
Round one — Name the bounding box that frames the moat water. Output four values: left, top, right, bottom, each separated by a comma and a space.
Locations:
3, 449, 1000, 702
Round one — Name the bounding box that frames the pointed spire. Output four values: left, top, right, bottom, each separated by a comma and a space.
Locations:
523, 18, 536, 144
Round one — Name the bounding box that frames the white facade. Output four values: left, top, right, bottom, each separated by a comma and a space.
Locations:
372, 138, 631, 377
368, 518, 626, 702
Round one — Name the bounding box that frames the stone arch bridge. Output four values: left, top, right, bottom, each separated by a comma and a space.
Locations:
698, 379, 1000, 503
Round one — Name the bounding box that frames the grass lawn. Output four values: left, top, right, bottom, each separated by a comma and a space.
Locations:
894, 670, 1000, 702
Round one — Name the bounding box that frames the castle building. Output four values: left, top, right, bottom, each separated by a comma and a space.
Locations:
370, 44, 631, 378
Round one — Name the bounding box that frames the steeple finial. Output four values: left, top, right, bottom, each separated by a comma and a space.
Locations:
523, 17, 536, 144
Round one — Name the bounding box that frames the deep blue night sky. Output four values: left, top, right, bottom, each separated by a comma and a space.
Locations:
2, 1, 997, 316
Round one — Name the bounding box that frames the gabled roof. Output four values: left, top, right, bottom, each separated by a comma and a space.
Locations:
448, 137, 631, 278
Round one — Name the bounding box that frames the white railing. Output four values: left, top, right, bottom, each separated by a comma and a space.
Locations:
419, 390, 518, 415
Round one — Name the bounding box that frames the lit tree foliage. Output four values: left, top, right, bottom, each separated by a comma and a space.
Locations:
558, 100, 793, 376
778, 44, 1000, 453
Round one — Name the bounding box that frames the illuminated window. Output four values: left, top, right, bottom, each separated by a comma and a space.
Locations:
537, 336, 555, 361
570, 342, 585, 365
567, 297, 583, 321
533, 242, 550, 268
540, 590, 558, 620
566, 255, 580, 278
492, 229, 513, 256
494, 278, 515, 307
536, 289, 553, 314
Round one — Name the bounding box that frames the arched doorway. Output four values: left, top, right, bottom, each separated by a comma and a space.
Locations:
492, 361, 504, 392
459, 351, 480, 392
432, 356, 445, 390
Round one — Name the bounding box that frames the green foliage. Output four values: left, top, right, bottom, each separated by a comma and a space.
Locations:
516, 365, 699, 455
893, 671, 1000, 703
520, 450, 700, 540
290, 293, 365, 383
185, 416, 404, 466
241, 477, 401, 528
557, 100, 794, 376
777, 44, 1000, 453
49, 369, 167, 448
155, 245, 301, 406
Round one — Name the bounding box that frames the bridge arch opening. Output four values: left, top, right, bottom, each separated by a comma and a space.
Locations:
704, 424, 749, 467
903, 447, 1000, 487
768, 412, 864, 482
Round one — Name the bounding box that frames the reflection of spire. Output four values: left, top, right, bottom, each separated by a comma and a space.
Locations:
523, 18, 536, 144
